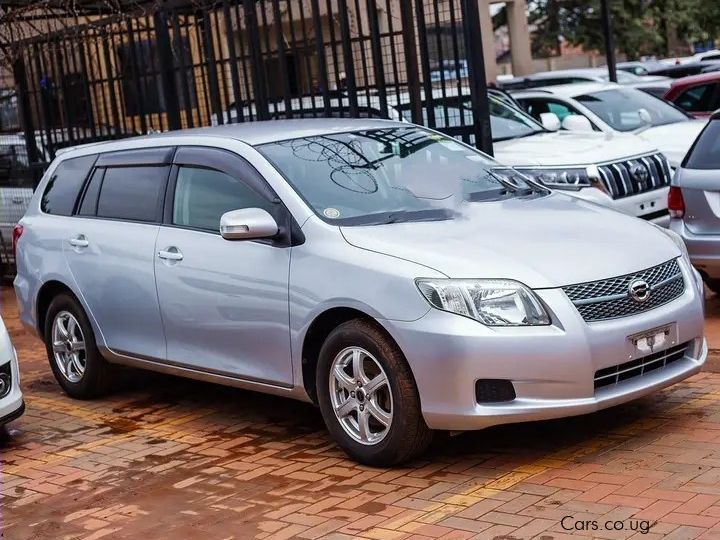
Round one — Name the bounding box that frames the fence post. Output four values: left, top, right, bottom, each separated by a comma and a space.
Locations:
12, 57, 42, 188
399, 1, 422, 125
154, 9, 182, 130
337, 0, 358, 117
461, 0, 493, 155
243, 0, 269, 120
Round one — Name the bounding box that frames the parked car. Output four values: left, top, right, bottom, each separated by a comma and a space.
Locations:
615, 60, 671, 76
512, 83, 706, 168
14, 119, 707, 465
669, 110, 720, 294
498, 68, 669, 91
661, 49, 720, 65
646, 60, 720, 79
215, 89, 673, 223
0, 315, 24, 428
663, 72, 720, 119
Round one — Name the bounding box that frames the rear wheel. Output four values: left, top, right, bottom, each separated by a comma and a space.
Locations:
316, 319, 432, 466
44, 293, 113, 399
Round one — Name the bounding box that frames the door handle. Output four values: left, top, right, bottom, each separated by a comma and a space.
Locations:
158, 247, 183, 261
69, 235, 89, 248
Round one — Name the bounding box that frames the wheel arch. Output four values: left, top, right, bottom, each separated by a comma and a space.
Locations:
36, 280, 81, 338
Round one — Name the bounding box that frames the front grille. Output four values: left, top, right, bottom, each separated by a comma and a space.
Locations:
563, 259, 685, 322
597, 153, 671, 199
594, 342, 689, 390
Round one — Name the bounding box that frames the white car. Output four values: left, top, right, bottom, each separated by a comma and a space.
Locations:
0, 315, 24, 427
499, 68, 670, 90
512, 83, 706, 168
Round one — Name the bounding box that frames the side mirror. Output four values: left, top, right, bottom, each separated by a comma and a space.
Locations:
638, 108, 653, 124
539, 112, 561, 131
220, 208, 278, 241
561, 114, 594, 132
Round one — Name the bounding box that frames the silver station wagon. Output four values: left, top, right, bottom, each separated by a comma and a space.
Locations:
14, 119, 707, 465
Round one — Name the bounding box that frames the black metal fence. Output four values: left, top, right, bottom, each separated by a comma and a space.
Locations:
7, 0, 491, 176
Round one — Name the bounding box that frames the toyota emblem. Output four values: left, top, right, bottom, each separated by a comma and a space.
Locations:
629, 279, 651, 303
630, 163, 649, 185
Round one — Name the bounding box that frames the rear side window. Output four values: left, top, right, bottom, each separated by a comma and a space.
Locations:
41, 155, 96, 215
96, 166, 169, 222
675, 84, 717, 112
683, 121, 720, 169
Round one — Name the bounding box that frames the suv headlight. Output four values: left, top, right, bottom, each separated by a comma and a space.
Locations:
516, 168, 591, 190
416, 279, 550, 326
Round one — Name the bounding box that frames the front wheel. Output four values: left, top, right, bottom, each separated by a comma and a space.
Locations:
316, 319, 432, 466
704, 276, 720, 295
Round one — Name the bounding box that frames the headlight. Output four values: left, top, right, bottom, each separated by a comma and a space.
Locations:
517, 168, 591, 190
416, 279, 550, 326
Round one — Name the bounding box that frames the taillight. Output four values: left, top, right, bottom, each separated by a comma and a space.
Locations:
12, 224, 23, 259
668, 186, 685, 219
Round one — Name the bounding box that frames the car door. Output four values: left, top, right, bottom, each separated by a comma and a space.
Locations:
154, 146, 293, 386
64, 148, 172, 360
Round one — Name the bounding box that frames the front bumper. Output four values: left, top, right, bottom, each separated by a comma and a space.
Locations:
0, 353, 24, 426
567, 186, 670, 226
671, 219, 720, 280
386, 259, 705, 431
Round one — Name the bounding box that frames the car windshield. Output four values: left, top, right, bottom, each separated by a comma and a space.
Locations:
575, 88, 688, 131
258, 127, 542, 226
396, 96, 545, 143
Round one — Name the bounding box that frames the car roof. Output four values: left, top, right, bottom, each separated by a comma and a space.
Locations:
512, 82, 618, 98
58, 118, 408, 155
670, 71, 720, 88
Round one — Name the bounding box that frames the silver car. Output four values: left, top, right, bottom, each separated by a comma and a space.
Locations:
670, 110, 720, 294
13, 119, 707, 465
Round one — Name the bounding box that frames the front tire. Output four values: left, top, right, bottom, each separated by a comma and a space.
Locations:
704, 276, 720, 295
44, 293, 113, 399
316, 319, 432, 466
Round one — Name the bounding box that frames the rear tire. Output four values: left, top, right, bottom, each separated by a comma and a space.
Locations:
316, 319, 432, 466
44, 293, 114, 399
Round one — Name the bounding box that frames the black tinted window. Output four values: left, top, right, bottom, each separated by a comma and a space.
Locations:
41, 155, 96, 215
676, 84, 717, 112
97, 166, 168, 221
173, 166, 272, 231
684, 121, 720, 169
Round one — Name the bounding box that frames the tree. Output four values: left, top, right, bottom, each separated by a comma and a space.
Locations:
528, 0, 720, 60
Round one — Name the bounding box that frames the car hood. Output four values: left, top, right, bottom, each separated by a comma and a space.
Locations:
340, 193, 679, 289
637, 121, 706, 167
493, 131, 657, 167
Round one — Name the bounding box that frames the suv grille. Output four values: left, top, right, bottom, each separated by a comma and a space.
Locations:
563, 259, 685, 322
594, 342, 689, 390
597, 153, 671, 200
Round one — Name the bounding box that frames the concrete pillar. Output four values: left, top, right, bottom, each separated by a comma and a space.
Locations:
479, 0, 497, 83
506, 0, 533, 76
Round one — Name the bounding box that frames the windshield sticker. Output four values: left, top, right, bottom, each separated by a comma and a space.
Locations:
323, 208, 341, 219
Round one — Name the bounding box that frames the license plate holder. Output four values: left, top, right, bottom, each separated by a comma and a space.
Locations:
627, 323, 678, 358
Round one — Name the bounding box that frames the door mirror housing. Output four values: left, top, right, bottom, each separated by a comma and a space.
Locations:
220, 208, 278, 240
539, 112, 561, 131
561, 114, 594, 132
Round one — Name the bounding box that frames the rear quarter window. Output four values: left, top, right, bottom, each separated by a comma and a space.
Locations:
41, 155, 97, 215
683, 121, 720, 169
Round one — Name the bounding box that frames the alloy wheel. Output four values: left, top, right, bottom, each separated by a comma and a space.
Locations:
51, 311, 87, 383
329, 346, 393, 445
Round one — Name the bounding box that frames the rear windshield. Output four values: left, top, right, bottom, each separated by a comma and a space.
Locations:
683, 120, 720, 169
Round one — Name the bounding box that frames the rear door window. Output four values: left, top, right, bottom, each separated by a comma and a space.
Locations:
96, 166, 169, 222
683, 121, 720, 169
41, 154, 97, 215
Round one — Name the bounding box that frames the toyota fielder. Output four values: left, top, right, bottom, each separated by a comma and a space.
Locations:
13, 119, 707, 465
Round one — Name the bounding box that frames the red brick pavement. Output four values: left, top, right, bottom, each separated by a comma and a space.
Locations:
1, 286, 720, 540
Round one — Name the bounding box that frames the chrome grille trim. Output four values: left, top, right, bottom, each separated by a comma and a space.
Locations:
563, 259, 685, 322
594, 342, 689, 390
596, 153, 671, 199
